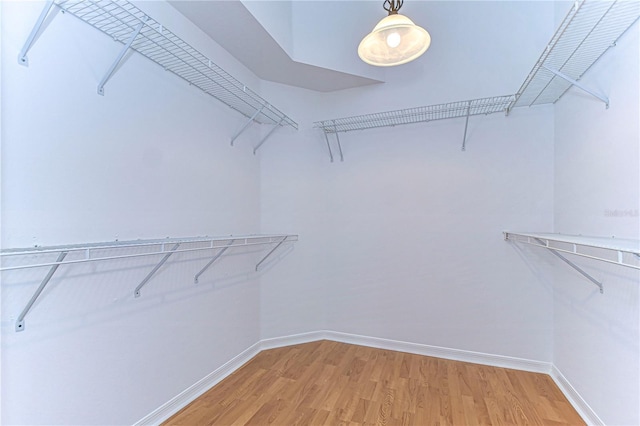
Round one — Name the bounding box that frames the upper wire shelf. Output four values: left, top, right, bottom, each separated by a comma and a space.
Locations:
25, 0, 297, 130
313, 95, 515, 161
508, 0, 640, 111
314, 95, 515, 134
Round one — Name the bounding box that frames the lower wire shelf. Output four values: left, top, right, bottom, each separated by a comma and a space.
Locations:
1, 234, 298, 332
504, 231, 640, 293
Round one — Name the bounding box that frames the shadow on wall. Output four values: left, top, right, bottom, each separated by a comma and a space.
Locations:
510, 243, 639, 353
1, 243, 295, 346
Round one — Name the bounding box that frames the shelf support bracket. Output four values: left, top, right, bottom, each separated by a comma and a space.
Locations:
134, 243, 180, 297
255, 236, 288, 271
462, 101, 471, 151
194, 240, 234, 283
253, 117, 285, 154
541, 64, 609, 108
231, 106, 265, 146
18, 0, 56, 67
333, 121, 344, 162
15, 251, 68, 332
323, 130, 335, 163
97, 19, 145, 96
534, 238, 604, 294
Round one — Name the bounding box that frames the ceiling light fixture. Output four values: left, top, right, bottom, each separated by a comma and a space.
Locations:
358, 0, 431, 67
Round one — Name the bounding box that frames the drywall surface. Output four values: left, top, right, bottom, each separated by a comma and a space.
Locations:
258, 82, 330, 339
553, 22, 640, 426
259, 93, 555, 362
258, 0, 556, 360
1, 1, 266, 424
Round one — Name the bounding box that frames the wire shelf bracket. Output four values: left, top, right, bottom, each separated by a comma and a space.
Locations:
254, 117, 285, 155
193, 240, 233, 284
314, 95, 515, 161
2, 234, 298, 331
321, 121, 345, 163
534, 237, 603, 293
507, 0, 639, 113
504, 231, 640, 294
255, 235, 289, 271
461, 101, 471, 152
230, 106, 265, 146
97, 18, 145, 96
540, 64, 609, 108
14, 251, 68, 332
18, 0, 297, 147
134, 242, 180, 298
18, 0, 57, 67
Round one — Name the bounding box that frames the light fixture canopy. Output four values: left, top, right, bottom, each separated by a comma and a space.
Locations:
358, 0, 431, 67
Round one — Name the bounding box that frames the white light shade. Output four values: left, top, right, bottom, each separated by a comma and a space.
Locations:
358, 14, 431, 67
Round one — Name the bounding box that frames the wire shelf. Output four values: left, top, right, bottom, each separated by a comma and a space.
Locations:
2, 234, 298, 331
55, 0, 297, 129
505, 231, 640, 293
509, 0, 640, 110
504, 232, 640, 256
0, 234, 298, 270
314, 95, 516, 134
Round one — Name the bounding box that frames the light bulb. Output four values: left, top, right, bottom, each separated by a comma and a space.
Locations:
386, 32, 401, 48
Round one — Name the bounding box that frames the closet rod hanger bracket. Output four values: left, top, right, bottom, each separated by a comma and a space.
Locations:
18, 0, 56, 67
134, 243, 180, 297
97, 19, 146, 96
541, 64, 609, 109
15, 251, 68, 332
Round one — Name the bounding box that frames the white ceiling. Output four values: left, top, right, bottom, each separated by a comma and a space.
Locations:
168, 0, 384, 92
168, 1, 556, 94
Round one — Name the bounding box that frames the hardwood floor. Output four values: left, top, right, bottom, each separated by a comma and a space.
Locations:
164, 340, 585, 425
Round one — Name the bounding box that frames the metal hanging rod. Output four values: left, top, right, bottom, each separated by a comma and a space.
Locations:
508, 0, 639, 112
18, 0, 297, 141
313, 95, 515, 161
504, 231, 640, 294
2, 234, 298, 332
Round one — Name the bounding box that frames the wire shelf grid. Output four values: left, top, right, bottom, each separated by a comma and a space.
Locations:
0, 234, 298, 271
509, 0, 639, 110
314, 95, 515, 134
56, 0, 297, 129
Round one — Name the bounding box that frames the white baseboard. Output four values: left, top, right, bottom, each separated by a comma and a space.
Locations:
133, 341, 262, 426
258, 329, 551, 374
550, 365, 603, 426
135, 330, 601, 426
321, 330, 552, 374
259, 330, 329, 350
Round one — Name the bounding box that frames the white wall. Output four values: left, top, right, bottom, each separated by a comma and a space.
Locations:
552, 20, 640, 426
259, 0, 557, 362
3, 0, 637, 424
260, 95, 556, 361
1, 1, 271, 424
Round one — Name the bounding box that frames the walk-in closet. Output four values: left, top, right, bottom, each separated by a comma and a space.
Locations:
1, 0, 638, 424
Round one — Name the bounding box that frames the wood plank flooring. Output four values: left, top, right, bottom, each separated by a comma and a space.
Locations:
164, 340, 585, 425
